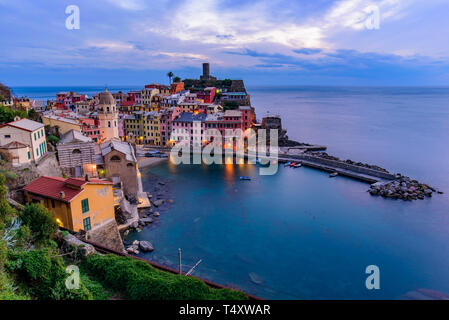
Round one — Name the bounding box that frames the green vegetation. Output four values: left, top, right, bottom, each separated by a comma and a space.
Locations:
167, 71, 174, 85
0, 173, 249, 300
0, 105, 27, 124
46, 135, 60, 146
223, 101, 240, 111
83, 254, 248, 300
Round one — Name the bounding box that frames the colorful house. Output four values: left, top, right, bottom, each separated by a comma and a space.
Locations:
23, 176, 115, 232
0, 118, 47, 162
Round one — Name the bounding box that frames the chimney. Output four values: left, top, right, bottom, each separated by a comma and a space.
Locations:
59, 191, 65, 199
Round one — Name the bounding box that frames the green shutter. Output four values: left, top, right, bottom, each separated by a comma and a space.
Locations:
83, 217, 91, 231
81, 199, 89, 213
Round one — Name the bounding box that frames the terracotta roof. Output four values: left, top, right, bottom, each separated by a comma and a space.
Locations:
1, 141, 29, 149
23, 176, 112, 203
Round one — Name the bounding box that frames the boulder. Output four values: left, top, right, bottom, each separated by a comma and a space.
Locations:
152, 199, 165, 207
140, 217, 154, 224
139, 241, 154, 252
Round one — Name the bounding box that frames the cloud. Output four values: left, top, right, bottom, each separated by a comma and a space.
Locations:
105, 0, 146, 10
294, 48, 323, 55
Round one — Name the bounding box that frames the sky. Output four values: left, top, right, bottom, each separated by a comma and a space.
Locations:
1, 0, 449, 86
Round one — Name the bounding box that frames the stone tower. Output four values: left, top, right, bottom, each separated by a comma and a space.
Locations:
97, 88, 119, 142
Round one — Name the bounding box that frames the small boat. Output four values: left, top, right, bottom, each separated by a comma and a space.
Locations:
284, 161, 292, 167
293, 163, 302, 168
329, 172, 338, 177
240, 176, 251, 181
289, 162, 296, 167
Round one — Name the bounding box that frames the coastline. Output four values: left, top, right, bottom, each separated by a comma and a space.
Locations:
137, 156, 168, 169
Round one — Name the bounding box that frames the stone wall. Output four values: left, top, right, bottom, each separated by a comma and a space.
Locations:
87, 218, 125, 253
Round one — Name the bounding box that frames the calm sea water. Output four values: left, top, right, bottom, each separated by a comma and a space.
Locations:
14, 86, 449, 299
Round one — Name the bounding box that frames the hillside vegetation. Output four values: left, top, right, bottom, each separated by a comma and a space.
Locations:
0, 173, 247, 300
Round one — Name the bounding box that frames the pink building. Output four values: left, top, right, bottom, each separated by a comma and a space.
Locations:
238, 105, 255, 131
128, 91, 142, 105
171, 112, 207, 147
197, 87, 216, 104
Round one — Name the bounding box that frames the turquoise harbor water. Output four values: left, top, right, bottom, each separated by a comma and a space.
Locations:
14, 86, 449, 299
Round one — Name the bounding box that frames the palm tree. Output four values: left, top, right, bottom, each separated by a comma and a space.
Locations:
167, 71, 174, 85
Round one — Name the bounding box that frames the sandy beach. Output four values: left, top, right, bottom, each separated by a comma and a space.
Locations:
137, 156, 168, 168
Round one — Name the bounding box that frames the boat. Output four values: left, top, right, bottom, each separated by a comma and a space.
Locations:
284, 161, 292, 167
293, 163, 302, 168
289, 162, 296, 167
329, 172, 338, 177
240, 176, 251, 181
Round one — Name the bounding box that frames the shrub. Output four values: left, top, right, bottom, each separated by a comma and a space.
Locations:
20, 203, 58, 245
83, 254, 248, 300
7, 249, 92, 300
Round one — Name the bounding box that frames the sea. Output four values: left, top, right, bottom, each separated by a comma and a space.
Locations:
13, 85, 449, 299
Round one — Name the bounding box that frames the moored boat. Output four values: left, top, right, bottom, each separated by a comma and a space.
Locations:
329, 172, 338, 177
240, 176, 251, 181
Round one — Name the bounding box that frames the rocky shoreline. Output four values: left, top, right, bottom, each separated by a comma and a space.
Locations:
369, 174, 443, 201
122, 174, 174, 255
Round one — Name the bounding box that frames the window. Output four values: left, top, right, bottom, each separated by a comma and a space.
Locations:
110, 155, 121, 162
51, 199, 55, 208
4, 134, 10, 139
72, 149, 81, 154
34, 133, 36, 140
83, 217, 91, 231
81, 198, 89, 213
27, 151, 30, 159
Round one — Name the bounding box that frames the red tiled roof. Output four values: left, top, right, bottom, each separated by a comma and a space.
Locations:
23, 176, 112, 203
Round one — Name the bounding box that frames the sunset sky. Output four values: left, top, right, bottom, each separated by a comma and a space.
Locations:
1, 0, 449, 86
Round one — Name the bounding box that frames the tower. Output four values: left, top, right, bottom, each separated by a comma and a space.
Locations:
97, 88, 119, 142
202, 63, 210, 78
200, 62, 216, 81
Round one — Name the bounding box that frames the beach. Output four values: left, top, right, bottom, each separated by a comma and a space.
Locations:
138, 156, 168, 168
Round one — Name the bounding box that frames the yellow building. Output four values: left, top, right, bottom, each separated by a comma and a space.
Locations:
124, 111, 161, 145
143, 111, 161, 146
41, 114, 82, 135
23, 176, 115, 232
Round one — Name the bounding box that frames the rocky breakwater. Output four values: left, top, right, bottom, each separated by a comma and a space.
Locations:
369, 175, 443, 201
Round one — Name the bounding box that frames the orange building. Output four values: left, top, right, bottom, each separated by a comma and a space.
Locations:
23, 176, 115, 232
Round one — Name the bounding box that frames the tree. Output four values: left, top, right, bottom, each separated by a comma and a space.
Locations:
27, 109, 39, 121
173, 76, 181, 83
167, 71, 174, 85
20, 204, 58, 245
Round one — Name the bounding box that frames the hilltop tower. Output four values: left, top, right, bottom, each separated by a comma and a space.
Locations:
200, 62, 217, 81
97, 88, 119, 142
